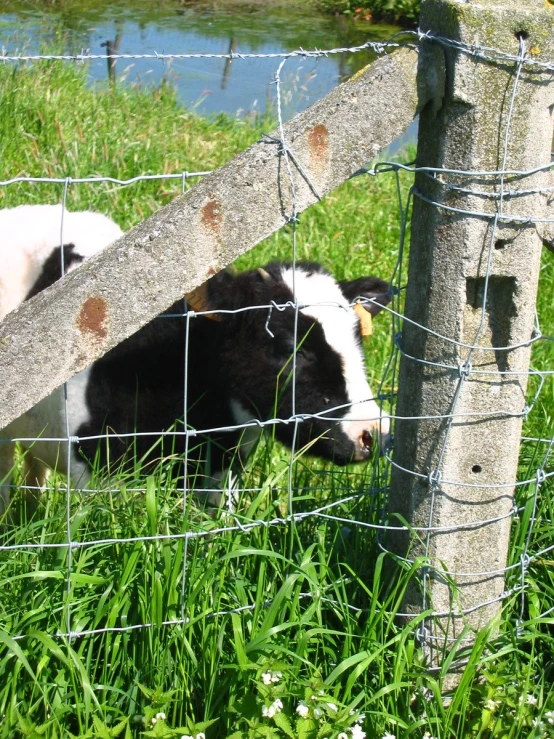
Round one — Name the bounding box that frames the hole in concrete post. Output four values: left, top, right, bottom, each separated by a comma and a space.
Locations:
515, 30, 529, 41
495, 239, 508, 250
472, 464, 482, 474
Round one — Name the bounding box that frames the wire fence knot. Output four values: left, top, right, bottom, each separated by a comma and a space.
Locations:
520, 552, 531, 571
458, 360, 472, 379
428, 469, 441, 487
416, 624, 430, 645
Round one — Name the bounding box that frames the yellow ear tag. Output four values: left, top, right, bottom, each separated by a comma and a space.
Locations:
354, 301, 373, 337
185, 281, 221, 321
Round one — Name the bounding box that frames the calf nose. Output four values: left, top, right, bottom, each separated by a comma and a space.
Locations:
357, 418, 391, 460
360, 429, 373, 458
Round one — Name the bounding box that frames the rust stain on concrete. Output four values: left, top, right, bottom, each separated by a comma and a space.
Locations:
201, 199, 223, 235
77, 296, 108, 340
308, 124, 329, 166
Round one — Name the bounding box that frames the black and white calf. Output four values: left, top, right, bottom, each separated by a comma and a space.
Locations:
0, 204, 123, 321
0, 207, 392, 508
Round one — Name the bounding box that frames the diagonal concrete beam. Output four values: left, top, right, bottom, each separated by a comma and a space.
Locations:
0, 45, 437, 430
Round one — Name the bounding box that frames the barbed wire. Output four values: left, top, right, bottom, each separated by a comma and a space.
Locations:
0, 36, 407, 64
0, 28, 552, 656
417, 29, 554, 72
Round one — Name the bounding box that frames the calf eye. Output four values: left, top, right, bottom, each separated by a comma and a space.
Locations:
272, 338, 312, 362
272, 339, 295, 359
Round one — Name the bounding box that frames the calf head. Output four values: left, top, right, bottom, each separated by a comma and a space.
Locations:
205, 262, 392, 466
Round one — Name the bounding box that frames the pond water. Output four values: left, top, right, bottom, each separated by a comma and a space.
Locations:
0, 0, 416, 140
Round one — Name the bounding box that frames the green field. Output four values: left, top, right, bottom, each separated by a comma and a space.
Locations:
0, 52, 553, 739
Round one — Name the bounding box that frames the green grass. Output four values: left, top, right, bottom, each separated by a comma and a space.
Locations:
0, 50, 553, 739
0, 53, 274, 225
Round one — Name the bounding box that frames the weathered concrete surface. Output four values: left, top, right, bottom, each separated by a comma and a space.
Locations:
388, 0, 554, 671
542, 170, 554, 254
0, 47, 431, 430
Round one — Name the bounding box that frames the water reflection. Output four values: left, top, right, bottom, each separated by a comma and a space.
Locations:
0, 1, 402, 120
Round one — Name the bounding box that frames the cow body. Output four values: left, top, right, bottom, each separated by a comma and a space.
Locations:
0, 205, 122, 508
0, 206, 392, 511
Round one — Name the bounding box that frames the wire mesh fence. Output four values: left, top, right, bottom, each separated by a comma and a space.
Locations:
0, 21, 552, 696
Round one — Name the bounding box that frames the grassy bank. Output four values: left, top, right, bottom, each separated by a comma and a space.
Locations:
0, 53, 553, 739
315, 0, 420, 27
0, 0, 416, 26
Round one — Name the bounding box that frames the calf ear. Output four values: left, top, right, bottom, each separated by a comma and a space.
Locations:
339, 276, 392, 317
205, 264, 286, 315
204, 267, 265, 314
199, 268, 236, 314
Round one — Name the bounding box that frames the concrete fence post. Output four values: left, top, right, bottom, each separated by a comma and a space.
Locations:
387, 0, 554, 671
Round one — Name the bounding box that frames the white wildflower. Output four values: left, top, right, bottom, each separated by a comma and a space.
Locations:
262, 699, 283, 719
155, 712, 166, 721
357, 714, 366, 723
338, 734, 349, 739
545, 710, 554, 725
261, 670, 282, 684
326, 702, 338, 712
151, 718, 157, 726
485, 699, 499, 712
181, 735, 194, 739
380, 732, 395, 739
313, 707, 323, 719
296, 702, 309, 718
351, 725, 367, 739
526, 694, 538, 706
196, 734, 206, 739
